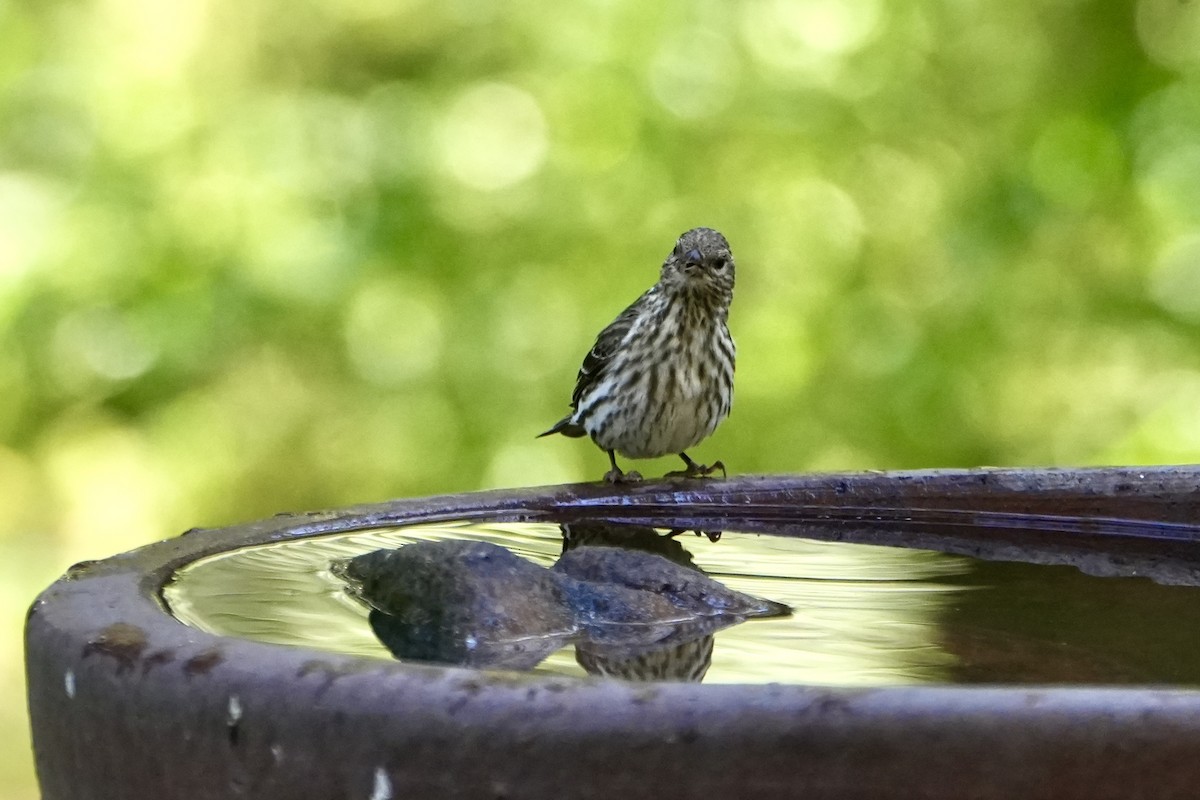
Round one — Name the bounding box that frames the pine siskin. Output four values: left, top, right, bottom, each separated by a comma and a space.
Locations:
560, 520, 715, 682
539, 227, 736, 483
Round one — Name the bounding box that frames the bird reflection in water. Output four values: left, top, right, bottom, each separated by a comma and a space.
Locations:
337, 520, 788, 682
562, 520, 723, 682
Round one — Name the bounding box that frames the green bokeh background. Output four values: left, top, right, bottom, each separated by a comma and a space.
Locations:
6, 0, 1200, 793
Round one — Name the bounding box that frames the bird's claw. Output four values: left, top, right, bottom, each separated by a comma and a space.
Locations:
666, 527, 724, 542
665, 460, 726, 479
604, 468, 643, 485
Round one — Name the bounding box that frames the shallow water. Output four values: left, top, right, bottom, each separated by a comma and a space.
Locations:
164, 521, 1200, 685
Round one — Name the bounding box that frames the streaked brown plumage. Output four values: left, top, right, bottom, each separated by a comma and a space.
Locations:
560, 520, 715, 682
539, 227, 736, 483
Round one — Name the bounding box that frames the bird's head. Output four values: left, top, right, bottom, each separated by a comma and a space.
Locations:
660, 227, 735, 303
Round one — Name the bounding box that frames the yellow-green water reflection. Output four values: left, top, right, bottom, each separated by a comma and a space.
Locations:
167, 522, 967, 685
167, 522, 1200, 686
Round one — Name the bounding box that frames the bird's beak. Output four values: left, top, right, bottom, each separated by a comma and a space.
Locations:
683, 249, 702, 270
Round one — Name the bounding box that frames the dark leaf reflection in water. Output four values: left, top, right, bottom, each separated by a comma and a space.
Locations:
164, 521, 1200, 685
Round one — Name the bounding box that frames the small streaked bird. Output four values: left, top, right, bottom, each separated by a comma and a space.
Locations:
560, 520, 717, 682
539, 227, 736, 483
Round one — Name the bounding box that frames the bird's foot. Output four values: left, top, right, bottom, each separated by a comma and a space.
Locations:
665, 459, 727, 479
604, 468, 643, 485
666, 527, 724, 542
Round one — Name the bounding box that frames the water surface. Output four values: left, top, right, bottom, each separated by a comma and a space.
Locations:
164, 521, 1200, 685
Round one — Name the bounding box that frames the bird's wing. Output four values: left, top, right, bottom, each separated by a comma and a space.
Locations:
570, 290, 649, 410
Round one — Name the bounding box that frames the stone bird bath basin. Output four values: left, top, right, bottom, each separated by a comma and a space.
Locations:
25, 466, 1200, 799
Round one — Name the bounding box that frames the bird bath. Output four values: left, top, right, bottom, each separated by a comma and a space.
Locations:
25, 467, 1200, 799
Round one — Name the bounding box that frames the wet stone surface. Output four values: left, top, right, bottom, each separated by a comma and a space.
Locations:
337, 537, 788, 676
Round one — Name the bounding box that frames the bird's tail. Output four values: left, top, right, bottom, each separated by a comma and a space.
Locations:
537, 416, 586, 438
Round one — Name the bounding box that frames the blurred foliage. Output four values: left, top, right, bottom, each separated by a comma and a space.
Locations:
5, 0, 1200, 794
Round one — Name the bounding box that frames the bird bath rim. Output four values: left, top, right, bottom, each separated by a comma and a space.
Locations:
26, 466, 1200, 799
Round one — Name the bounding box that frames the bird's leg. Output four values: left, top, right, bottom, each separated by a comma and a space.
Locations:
603, 450, 642, 484
665, 452, 727, 479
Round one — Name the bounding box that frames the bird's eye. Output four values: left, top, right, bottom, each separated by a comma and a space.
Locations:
713, 257, 729, 270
